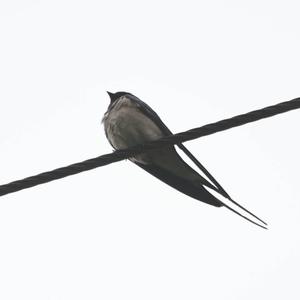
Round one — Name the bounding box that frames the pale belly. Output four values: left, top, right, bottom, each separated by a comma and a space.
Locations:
103, 99, 165, 164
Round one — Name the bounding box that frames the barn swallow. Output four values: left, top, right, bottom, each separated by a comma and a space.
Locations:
102, 91, 267, 229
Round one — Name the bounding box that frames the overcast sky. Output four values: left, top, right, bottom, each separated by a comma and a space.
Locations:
0, 1, 300, 299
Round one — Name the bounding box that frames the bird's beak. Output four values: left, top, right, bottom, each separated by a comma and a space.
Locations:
107, 91, 113, 98
107, 91, 116, 104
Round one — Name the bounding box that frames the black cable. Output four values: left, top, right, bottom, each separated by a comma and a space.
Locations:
0, 97, 299, 198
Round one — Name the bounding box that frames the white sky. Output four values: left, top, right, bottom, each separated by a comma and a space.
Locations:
0, 1, 300, 299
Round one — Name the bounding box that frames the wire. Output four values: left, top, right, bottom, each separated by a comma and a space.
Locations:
0, 96, 299, 198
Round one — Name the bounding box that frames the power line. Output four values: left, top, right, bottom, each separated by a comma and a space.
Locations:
0, 96, 299, 198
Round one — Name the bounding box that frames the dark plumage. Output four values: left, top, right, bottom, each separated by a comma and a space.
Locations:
102, 91, 267, 229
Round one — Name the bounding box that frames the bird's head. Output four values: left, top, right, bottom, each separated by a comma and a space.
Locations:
106, 91, 130, 104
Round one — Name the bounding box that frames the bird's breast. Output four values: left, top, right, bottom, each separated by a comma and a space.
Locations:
104, 98, 164, 152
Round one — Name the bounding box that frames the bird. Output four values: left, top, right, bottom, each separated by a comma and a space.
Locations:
102, 91, 267, 229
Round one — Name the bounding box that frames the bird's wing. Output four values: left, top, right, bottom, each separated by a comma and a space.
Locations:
134, 159, 222, 207
130, 95, 228, 194
129, 94, 267, 228
128, 96, 219, 190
